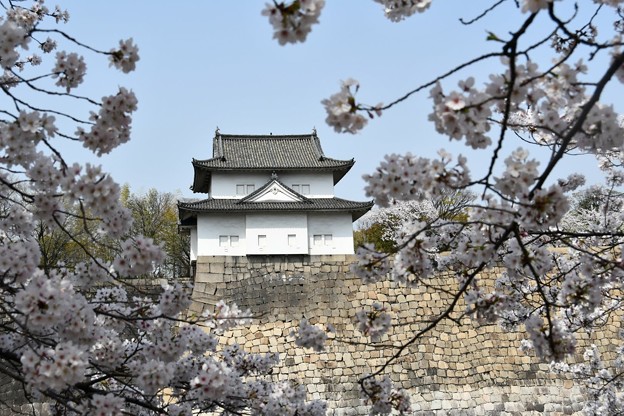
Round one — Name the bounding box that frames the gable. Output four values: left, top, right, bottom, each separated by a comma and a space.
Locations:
241, 179, 307, 203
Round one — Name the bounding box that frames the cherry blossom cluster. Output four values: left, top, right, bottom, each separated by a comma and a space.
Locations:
362, 376, 411, 415
21, 342, 87, 392
65, 163, 133, 237
221, 344, 279, 376
373, 0, 432, 22
522, 315, 577, 361
360, 200, 438, 235
494, 148, 540, 197
363, 150, 470, 207
517, 184, 570, 228
429, 77, 494, 149
350, 5, 624, 408
293, 318, 329, 351
520, 0, 553, 14
52, 51, 86, 92
262, 0, 325, 45
321, 78, 373, 134
7, 1, 69, 29
351, 244, 393, 284
356, 303, 392, 342
0, 2, 327, 415
264, 0, 624, 412
391, 224, 438, 283
14, 271, 80, 332
76, 87, 138, 156
0, 238, 41, 284
202, 299, 251, 332
113, 237, 164, 276
88, 393, 125, 416
0, 20, 28, 69
553, 344, 624, 414
1, 111, 54, 169
109, 38, 139, 73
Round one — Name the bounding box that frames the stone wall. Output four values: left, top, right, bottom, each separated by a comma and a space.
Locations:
189, 255, 620, 415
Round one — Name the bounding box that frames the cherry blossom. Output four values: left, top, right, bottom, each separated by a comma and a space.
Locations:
373, 0, 432, 22
0, 20, 28, 69
76, 87, 138, 156
520, 0, 552, 14
321, 78, 371, 134
109, 38, 139, 73
319, 1, 624, 411
89, 393, 126, 416
293, 319, 329, 351
0, 2, 325, 415
362, 376, 411, 415
262, 0, 324, 45
52, 51, 86, 92
4, 1, 624, 414
356, 303, 392, 342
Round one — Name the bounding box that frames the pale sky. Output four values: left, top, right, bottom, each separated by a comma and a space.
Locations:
36, 1, 623, 201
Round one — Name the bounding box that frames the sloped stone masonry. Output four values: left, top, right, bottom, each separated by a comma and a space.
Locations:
190, 255, 620, 415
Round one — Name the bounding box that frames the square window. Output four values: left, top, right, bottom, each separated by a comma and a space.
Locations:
230, 235, 239, 247
292, 184, 300, 193
301, 184, 310, 195
247, 184, 255, 194
219, 235, 228, 247
236, 185, 245, 195
324, 234, 333, 246
258, 235, 266, 248
313, 235, 322, 246
288, 234, 296, 247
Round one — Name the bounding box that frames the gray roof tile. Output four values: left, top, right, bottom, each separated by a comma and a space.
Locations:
191, 132, 356, 193
178, 197, 373, 223
194, 133, 354, 170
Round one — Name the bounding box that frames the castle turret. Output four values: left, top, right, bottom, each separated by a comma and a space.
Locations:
178, 131, 373, 258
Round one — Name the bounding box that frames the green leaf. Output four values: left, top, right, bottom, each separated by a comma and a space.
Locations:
486, 31, 502, 42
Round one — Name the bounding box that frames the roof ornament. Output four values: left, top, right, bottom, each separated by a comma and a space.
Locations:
271, 171, 278, 180
217, 131, 226, 161
312, 127, 317, 136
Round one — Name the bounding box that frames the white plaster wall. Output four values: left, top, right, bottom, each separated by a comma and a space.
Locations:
278, 172, 334, 197
308, 213, 354, 255
211, 172, 334, 198
211, 172, 271, 198
190, 228, 198, 261
197, 214, 246, 256
246, 213, 308, 255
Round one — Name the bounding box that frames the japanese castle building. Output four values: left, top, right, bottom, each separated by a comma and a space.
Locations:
178, 131, 373, 258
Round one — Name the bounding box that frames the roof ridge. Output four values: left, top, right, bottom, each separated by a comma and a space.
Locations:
219, 134, 314, 139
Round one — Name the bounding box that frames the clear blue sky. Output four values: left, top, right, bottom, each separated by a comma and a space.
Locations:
50, 1, 622, 201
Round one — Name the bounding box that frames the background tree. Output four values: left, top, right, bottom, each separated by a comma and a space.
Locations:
355, 188, 476, 252
34, 187, 190, 278
122, 186, 190, 278
35, 205, 87, 274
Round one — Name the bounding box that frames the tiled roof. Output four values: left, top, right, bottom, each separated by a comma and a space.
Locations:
178, 197, 374, 223
193, 133, 354, 170
190, 132, 357, 193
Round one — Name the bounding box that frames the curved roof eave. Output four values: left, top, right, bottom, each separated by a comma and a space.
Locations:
178, 198, 374, 223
